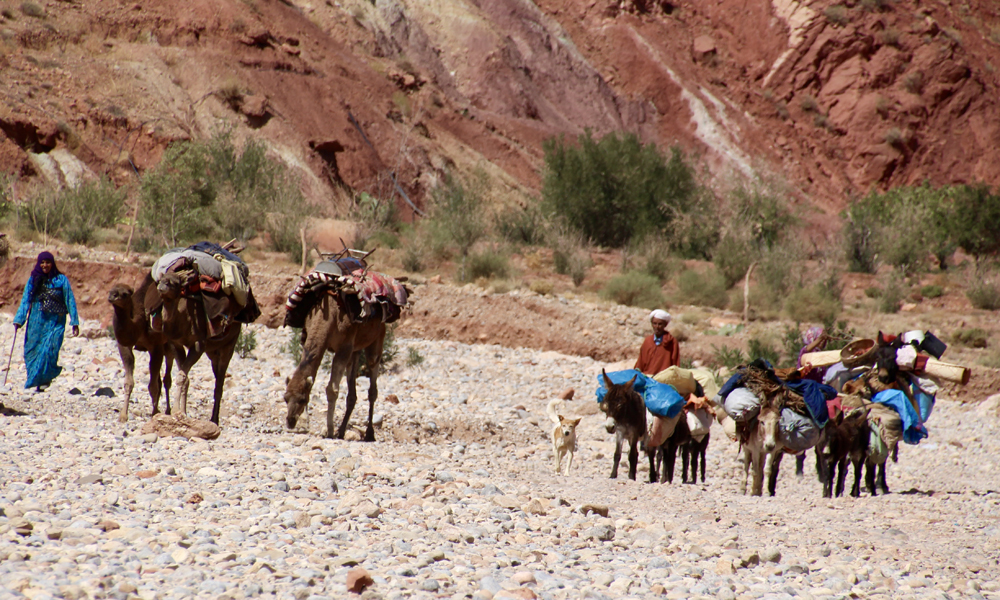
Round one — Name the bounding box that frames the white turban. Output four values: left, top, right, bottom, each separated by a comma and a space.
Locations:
649, 309, 671, 322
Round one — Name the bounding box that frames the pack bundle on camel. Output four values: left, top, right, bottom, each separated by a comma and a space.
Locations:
283, 248, 410, 440
108, 274, 176, 423
147, 241, 260, 425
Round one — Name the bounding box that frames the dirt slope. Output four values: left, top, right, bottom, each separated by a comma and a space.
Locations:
2, 0, 999, 223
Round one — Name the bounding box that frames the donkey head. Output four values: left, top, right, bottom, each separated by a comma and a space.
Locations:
875, 331, 900, 384
759, 401, 782, 453
602, 369, 639, 414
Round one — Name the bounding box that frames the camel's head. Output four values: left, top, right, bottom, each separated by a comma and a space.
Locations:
157, 272, 185, 301
759, 403, 782, 453
284, 374, 314, 429
107, 284, 134, 308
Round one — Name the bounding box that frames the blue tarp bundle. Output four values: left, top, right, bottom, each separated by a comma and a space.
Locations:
873, 389, 928, 445
596, 369, 685, 419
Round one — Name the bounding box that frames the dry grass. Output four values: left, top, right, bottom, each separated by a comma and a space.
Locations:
19, 1, 44, 18
824, 5, 850, 27
902, 71, 924, 94
799, 94, 819, 113
880, 27, 901, 47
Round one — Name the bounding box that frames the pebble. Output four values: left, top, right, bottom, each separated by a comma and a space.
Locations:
0, 323, 996, 600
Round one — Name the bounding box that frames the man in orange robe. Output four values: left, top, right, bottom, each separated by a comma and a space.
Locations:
635, 309, 679, 376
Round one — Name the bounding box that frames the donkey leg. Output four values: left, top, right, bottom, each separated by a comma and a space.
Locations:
610, 432, 623, 479
795, 453, 806, 477
766, 451, 783, 497
850, 456, 864, 498
117, 344, 136, 423
751, 451, 764, 497
700, 436, 709, 483
877, 462, 890, 495
627, 439, 639, 481
647, 445, 658, 483
835, 457, 850, 497
865, 461, 878, 496
337, 353, 361, 439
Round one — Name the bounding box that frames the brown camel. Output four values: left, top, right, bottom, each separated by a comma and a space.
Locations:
156, 271, 241, 425
107, 274, 175, 423
284, 293, 386, 440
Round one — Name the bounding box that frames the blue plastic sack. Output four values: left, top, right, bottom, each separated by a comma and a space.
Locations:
596, 369, 685, 419
872, 389, 929, 445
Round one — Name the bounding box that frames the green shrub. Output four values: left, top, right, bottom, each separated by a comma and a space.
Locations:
673, 268, 729, 309
529, 279, 553, 295
495, 204, 546, 246
60, 177, 126, 245
401, 246, 423, 272
978, 349, 1000, 369
427, 171, 486, 259
712, 345, 746, 369
20, 1, 44, 18
466, 248, 509, 280
551, 231, 591, 286
953, 328, 988, 348
714, 179, 796, 286
864, 286, 882, 298
824, 5, 850, 26
601, 271, 664, 308
235, 329, 257, 358
784, 284, 842, 324
781, 325, 803, 367
747, 337, 780, 366
967, 280, 1000, 310
405, 346, 424, 368
283, 327, 304, 364
920, 284, 944, 298
542, 131, 699, 248
951, 184, 1000, 266
878, 275, 905, 313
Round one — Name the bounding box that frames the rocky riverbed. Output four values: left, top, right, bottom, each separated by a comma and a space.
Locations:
1, 318, 999, 600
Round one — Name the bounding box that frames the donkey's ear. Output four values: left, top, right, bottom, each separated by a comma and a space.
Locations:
625, 374, 638, 390
601, 369, 614, 390
877, 331, 886, 345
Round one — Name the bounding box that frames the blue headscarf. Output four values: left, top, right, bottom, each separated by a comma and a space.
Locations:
29, 251, 61, 299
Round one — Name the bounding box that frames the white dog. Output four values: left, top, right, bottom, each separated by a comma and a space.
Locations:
547, 399, 582, 475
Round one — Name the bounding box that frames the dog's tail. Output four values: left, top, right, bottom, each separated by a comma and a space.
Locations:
546, 398, 563, 424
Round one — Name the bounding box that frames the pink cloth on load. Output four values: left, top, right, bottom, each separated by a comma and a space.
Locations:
346, 270, 408, 306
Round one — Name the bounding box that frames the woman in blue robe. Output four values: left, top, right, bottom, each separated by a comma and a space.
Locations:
13, 251, 79, 391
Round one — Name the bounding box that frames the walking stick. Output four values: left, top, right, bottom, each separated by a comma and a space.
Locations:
3, 327, 17, 386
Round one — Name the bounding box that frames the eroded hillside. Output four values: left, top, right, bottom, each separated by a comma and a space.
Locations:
1, 0, 999, 224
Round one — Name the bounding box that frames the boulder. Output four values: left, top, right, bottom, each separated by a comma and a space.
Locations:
140, 414, 221, 440
347, 567, 374, 593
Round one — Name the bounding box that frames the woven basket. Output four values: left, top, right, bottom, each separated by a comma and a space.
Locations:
841, 339, 877, 368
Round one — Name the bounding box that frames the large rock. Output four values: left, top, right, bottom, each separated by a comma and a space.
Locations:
140, 414, 221, 441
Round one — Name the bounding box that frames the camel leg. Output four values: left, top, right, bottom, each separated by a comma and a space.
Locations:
174, 347, 203, 418
337, 353, 361, 440
209, 347, 235, 425
148, 347, 164, 417
362, 345, 381, 442
162, 346, 173, 415
324, 350, 352, 439
117, 344, 136, 423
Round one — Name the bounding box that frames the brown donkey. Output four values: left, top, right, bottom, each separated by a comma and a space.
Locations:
284, 293, 386, 440
600, 370, 648, 481
156, 272, 241, 425
108, 274, 175, 422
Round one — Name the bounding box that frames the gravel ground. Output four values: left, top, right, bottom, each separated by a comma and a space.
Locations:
1, 317, 999, 600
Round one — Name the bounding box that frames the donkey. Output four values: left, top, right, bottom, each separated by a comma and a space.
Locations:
284, 293, 386, 440
652, 416, 709, 485
742, 400, 824, 497
108, 275, 175, 422
820, 406, 870, 498
600, 370, 647, 481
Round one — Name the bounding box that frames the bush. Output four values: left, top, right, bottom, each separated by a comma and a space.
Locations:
495, 204, 546, 246
601, 271, 664, 308
878, 275, 906, 313
953, 328, 988, 348
529, 279, 553, 295
951, 184, 1000, 266
824, 5, 850, 26
235, 329, 257, 358
466, 248, 509, 280
714, 179, 796, 286
747, 337, 780, 366
60, 177, 126, 245
551, 231, 591, 286
865, 286, 882, 298
20, 1, 44, 18
967, 280, 1000, 310
405, 347, 424, 368
427, 171, 486, 259
920, 284, 944, 298
781, 325, 803, 367
401, 246, 423, 272
903, 71, 924, 94
712, 345, 746, 369
542, 131, 699, 248
283, 327, 304, 364
673, 268, 729, 309
784, 284, 842, 324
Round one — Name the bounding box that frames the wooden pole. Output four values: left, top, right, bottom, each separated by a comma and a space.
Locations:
743, 262, 757, 324
300, 227, 307, 275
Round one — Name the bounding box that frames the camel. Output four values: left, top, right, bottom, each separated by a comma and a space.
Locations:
107, 275, 175, 423
156, 271, 241, 425
284, 293, 386, 440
